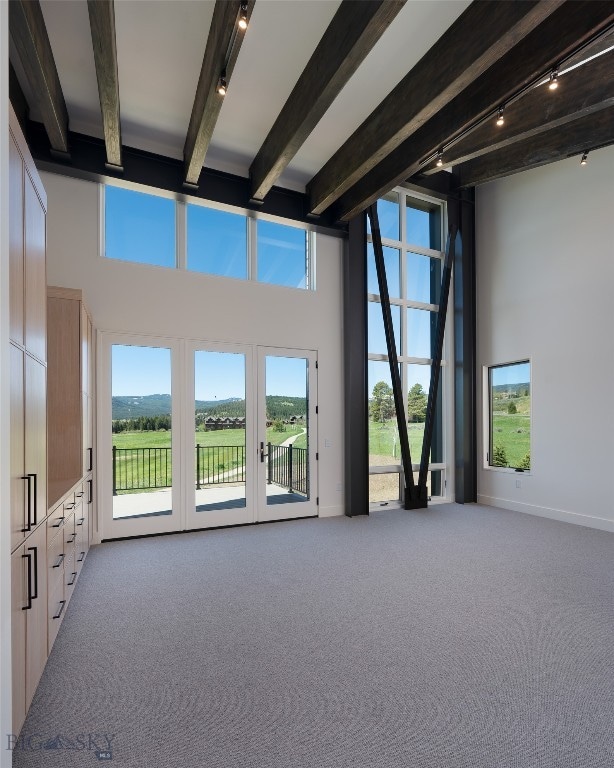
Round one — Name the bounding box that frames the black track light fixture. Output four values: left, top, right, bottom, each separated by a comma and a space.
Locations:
548, 69, 559, 90
238, 3, 248, 30
496, 106, 505, 126
217, 73, 227, 96
580, 151, 588, 166
436, 149, 443, 167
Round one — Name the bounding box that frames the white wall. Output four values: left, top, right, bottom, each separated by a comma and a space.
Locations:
1, 3, 14, 764
476, 146, 614, 532
41, 171, 345, 524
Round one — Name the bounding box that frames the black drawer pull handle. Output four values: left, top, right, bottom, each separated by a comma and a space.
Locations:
53, 600, 66, 620
67, 572, 77, 586
77, 551, 85, 562
66, 533, 77, 544
52, 553, 65, 568
75, 492, 84, 498
88, 479, 93, 504
77, 517, 85, 526
65, 502, 75, 510
51, 516, 65, 528
87, 447, 93, 472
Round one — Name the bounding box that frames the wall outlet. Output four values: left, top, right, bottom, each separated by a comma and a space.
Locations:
516, 479, 522, 488
324, 438, 332, 448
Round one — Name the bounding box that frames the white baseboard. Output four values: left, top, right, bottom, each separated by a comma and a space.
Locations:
319, 505, 344, 518
478, 494, 614, 533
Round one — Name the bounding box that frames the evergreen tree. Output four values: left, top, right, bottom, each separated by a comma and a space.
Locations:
370, 381, 394, 423
407, 383, 427, 423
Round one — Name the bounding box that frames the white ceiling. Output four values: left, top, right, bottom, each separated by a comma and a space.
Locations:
35, 0, 471, 192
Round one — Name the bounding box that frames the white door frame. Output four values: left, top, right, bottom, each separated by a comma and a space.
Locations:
98, 331, 184, 540
256, 347, 318, 522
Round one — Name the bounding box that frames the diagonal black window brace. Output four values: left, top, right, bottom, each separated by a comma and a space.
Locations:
367, 203, 459, 510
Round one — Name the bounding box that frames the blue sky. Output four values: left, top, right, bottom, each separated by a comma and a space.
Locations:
113, 345, 308, 400
492, 361, 530, 387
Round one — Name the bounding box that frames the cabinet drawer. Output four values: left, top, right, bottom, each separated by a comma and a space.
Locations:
64, 512, 76, 547
74, 483, 85, 504
47, 495, 76, 533
47, 528, 65, 596
64, 549, 77, 593
48, 578, 65, 653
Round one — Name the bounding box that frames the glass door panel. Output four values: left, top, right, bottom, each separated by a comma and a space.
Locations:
257, 349, 317, 522
106, 341, 179, 538
186, 348, 252, 529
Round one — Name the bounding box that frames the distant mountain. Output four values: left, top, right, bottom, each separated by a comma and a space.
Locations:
112, 394, 306, 420
112, 395, 242, 420
492, 382, 530, 396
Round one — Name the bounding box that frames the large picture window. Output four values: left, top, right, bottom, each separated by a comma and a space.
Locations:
367, 189, 446, 504
488, 361, 531, 470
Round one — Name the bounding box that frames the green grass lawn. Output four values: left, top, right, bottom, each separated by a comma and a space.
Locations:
369, 419, 426, 463
490, 394, 530, 468
112, 425, 305, 450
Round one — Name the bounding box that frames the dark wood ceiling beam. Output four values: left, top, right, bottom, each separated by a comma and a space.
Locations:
456, 105, 614, 187
306, 0, 563, 215
422, 49, 614, 174
249, 0, 405, 203
184, 0, 255, 188
9, 0, 69, 156
88, 0, 122, 171
332, 1, 614, 221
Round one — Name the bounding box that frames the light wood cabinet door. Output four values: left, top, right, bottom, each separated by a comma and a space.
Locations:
11, 345, 26, 552
9, 133, 24, 347
11, 547, 27, 735
12, 523, 48, 735
25, 357, 47, 530
24, 524, 48, 710
47, 296, 82, 506
24, 173, 47, 363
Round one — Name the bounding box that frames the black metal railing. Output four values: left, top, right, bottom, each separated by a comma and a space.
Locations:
112, 446, 172, 494
113, 443, 307, 496
267, 443, 308, 496
196, 445, 245, 488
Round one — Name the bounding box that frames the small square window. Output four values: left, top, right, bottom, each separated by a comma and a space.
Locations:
105, 186, 176, 268
406, 198, 441, 251
257, 220, 308, 289
187, 205, 247, 279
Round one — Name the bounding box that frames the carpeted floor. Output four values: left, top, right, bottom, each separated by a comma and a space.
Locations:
12, 503, 614, 767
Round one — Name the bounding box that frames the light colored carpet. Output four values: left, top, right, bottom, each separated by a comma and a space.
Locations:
13, 503, 614, 767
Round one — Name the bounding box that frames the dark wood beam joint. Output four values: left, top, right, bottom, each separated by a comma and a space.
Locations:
9, 0, 70, 155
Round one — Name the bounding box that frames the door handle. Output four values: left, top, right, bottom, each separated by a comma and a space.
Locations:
28, 473, 37, 525
21, 475, 31, 532
29, 546, 38, 600
22, 551, 32, 610
260, 442, 268, 462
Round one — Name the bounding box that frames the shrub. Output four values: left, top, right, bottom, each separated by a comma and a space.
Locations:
272, 419, 286, 433
492, 445, 508, 467
507, 402, 517, 414
518, 452, 531, 470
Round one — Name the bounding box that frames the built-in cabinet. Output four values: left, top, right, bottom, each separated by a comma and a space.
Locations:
46, 287, 95, 649
9, 104, 49, 737
9, 104, 96, 738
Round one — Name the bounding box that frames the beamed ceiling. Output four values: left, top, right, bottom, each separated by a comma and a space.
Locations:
8, 0, 614, 225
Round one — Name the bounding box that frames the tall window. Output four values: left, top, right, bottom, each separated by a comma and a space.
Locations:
103, 184, 313, 290
488, 361, 531, 470
367, 190, 446, 504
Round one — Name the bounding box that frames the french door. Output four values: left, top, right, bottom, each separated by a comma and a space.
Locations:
100, 334, 318, 539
